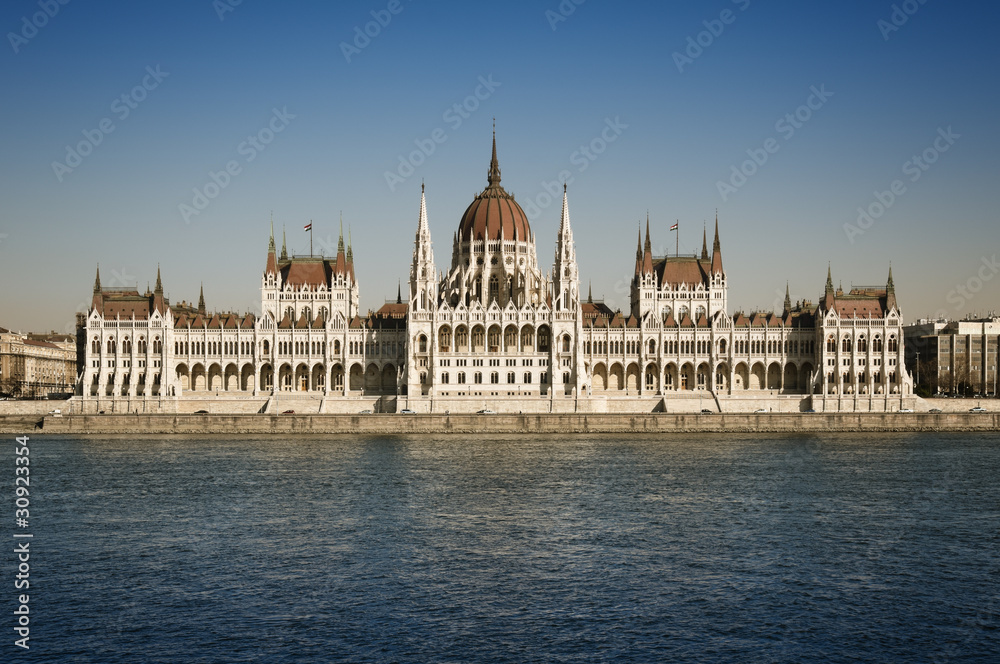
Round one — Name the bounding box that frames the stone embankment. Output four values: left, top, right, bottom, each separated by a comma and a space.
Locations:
1, 412, 996, 435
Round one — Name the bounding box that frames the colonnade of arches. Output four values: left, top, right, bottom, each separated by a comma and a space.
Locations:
173, 361, 400, 395
424, 323, 557, 354
588, 360, 818, 394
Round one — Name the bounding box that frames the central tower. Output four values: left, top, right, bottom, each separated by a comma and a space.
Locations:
441, 129, 545, 308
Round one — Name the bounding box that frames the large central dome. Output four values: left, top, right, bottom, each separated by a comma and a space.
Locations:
457, 133, 532, 242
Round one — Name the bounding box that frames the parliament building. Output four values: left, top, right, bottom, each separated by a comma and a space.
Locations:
75, 134, 914, 413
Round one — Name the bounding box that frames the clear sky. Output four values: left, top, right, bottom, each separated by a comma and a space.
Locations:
1, 0, 998, 334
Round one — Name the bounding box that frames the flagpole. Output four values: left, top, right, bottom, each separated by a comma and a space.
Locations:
676, 220, 679, 258
310, 220, 313, 257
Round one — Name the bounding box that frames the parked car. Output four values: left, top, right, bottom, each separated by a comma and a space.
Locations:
281, 409, 295, 414
399, 409, 416, 414
898, 408, 913, 413
700, 409, 714, 414
359, 409, 373, 414
477, 409, 496, 414
753, 408, 767, 413
194, 409, 209, 414
928, 408, 942, 413
969, 406, 988, 413
48, 409, 62, 417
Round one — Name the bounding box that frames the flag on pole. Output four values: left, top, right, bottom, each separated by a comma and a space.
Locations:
303, 223, 312, 232
670, 222, 678, 231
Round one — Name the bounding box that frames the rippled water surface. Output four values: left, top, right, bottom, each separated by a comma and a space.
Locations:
16, 433, 1000, 662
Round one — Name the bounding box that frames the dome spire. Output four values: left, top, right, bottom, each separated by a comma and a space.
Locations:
488, 118, 501, 187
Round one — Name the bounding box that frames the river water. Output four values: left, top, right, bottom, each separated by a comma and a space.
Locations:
14, 433, 1000, 662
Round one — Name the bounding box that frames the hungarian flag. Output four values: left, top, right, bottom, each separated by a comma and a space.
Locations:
303, 223, 312, 232
670, 222, 678, 231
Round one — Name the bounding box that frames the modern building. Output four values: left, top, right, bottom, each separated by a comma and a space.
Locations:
905, 317, 1000, 396
74, 133, 913, 413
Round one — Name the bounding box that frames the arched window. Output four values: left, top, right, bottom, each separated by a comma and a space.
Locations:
507, 372, 515, 384
857, 336, 868, 353
538, 328, 551, 352
523, 372, 532, 384
441, 372, 449, 384
888, 336, 898, 353
489, 276, 499, 302
842, 336, 852, 353
719, 338, 727, 355
439, 326, 452, 352
334, 340, 341, 354
418, 335, 427, 353
873, 336, 883, 352
826, 335, 836, 353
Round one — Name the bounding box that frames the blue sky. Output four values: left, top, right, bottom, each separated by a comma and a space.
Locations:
1, 0, 998, 333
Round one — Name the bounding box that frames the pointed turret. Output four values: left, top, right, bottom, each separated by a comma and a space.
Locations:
710, 214, 724, 275
701, 224, 709, 261
886, 263, 897, 311
397, 280, 402, 305
633, 228, 643, 279
588, 281, 593, 304
93, 265, 101, 293
783, 282, 792, 314
153, 265, 165, 314
410, 183, 436, 310
265, 222, 278, 276
197, 284, 206, 316
334, 218, 347, 278
347, 228, 355, 282
552, 183, 579, 311
825, 263, 834, 295
280, 227, 288, 261
642, 217, 654, 276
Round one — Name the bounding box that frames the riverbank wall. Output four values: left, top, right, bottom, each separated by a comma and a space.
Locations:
3, 411, 997, 435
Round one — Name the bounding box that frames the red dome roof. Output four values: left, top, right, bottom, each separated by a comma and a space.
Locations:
457, 134, 531, 242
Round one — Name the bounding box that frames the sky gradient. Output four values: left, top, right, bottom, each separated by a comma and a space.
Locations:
1, 0, 998, 334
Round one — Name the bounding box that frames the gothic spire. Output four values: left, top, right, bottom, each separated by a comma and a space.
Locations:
701, 223, 709, 261
338, 215, 345, 255
198, 283, 206, 315
347, 227, 353, 263
784, 282, 791, 313
93, 265, 101, 293
155, 265, 163, 294
280, 226, 288, 261
710, 212, 724, 275
397, 280, 402, 304
588, 281, 593, 304
487, 120, 501, 187
887, 263, 895, 294
268, 213, 276, 253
